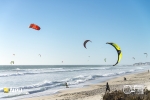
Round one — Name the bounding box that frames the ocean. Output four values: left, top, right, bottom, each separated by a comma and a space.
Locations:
0, 65, 148, 100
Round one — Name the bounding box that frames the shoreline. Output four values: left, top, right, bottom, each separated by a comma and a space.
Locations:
20, 70, 150, 100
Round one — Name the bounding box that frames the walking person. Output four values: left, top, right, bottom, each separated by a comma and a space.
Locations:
106, 82, 110, 92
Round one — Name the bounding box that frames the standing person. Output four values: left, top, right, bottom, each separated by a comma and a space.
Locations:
106, 82, 110, 92
124, 77, 126, 81
148, 70, 149, 73
65, 82, 69, 88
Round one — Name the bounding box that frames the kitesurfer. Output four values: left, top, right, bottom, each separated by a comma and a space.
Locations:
65, 82, 69, 88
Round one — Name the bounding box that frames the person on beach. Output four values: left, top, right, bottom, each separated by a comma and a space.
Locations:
106, 82, 110, 92
65, 82, 69, 88
124, 77, 126, 81
148, 70, 149, 73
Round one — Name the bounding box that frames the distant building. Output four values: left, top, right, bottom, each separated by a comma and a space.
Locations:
133, 62, 150, 66
145, 62, 150, 65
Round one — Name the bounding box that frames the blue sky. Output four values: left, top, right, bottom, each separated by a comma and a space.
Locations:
0, 0, 150, 65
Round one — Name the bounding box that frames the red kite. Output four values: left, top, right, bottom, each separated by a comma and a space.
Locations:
29, 24, 41, 30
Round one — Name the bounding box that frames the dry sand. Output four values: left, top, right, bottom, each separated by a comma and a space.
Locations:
21, 71, 150, 100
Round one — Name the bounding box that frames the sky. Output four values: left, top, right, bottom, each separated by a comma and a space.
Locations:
0, 0, 150, 65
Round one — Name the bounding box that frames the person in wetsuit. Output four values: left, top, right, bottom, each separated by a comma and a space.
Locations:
106, 82, 110, 92
124, 77, 126, 81
65, 82, 69, 88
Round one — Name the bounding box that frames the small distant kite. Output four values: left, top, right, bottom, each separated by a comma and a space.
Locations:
62, 61, 63, 63
144, 53, 148, 58
13, 54, 15, 56
83, 40, 92, 49
104, 58, 106, 62
88, 56, 90, 57
29, 23, 41, 30
106, 42, 122, 66
10, 61, 14, 65
39, 54, 41, 57
133, 57, 135, 60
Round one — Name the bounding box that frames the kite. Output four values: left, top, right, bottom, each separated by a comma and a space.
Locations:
10, 61, 14, 65
144, 53, 148, 57
133, 57, 135, 60
29, 23, 41, 30
106, 42, 122, 66
39, 54, 41, 57
83, 40, 92, 49
104, 58, 106, 62
13, 54, 15, 56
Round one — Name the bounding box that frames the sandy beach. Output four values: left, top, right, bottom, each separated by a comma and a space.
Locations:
20, 71, 150, 100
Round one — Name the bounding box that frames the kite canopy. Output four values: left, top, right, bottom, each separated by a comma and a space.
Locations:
133, 57, 135, 60
29, 23, 41, 30
104, 58, 106, 62
83, 40, 92, 49
10, 61, 14, 65
144, 53, 148, 57
39, 54, 41, 57
106, 42, 122, 66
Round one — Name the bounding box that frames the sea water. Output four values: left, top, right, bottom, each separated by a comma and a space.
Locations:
0, 65, 148, 100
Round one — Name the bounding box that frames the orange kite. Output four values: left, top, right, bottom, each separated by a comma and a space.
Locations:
29, 23, 41, 30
